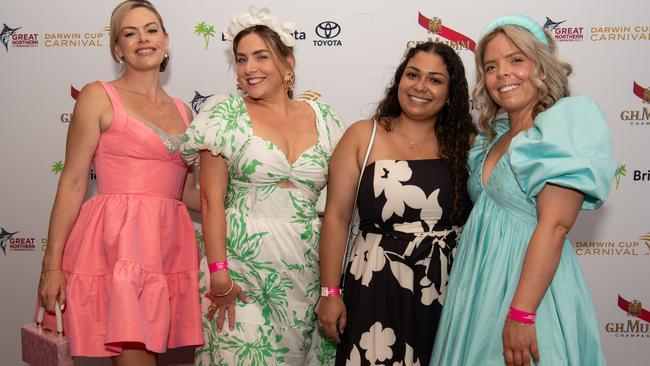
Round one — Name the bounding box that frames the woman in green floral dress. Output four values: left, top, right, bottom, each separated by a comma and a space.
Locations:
181, 7, 345, 366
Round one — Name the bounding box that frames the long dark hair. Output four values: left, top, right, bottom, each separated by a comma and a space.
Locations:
373, 42, 476, 222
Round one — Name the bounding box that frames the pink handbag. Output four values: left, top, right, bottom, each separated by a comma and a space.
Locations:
21, 304, 73, 366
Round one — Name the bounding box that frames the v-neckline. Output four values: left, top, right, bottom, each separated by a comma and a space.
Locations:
480, 120, 532, 188
480, 132, 510, 189
106, 82, 187, 157
239, 96, 321, 166
109, 82, 188, 137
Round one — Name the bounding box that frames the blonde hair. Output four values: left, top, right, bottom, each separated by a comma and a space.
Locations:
472, 25, 572, 141
109, 0, 169, 71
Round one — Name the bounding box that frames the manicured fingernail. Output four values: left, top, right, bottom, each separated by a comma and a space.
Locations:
60, 304, 65, 311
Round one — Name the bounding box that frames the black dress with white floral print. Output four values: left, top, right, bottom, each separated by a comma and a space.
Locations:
336, 159, 470, 366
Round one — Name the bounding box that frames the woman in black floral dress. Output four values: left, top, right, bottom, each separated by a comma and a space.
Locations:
318, 42, 475, 365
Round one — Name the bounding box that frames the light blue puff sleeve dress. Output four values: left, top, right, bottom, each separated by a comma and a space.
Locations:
430, 96, 616, 365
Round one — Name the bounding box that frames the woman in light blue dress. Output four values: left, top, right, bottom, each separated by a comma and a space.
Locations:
430, 15, 616, 366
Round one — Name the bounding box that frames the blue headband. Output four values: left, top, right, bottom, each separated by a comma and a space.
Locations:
481, 14, 548, 46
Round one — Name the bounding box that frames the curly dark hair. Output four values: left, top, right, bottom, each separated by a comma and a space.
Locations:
373, 42, 476, 222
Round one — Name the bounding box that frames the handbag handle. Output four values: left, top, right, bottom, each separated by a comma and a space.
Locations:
340, 119, 377, 280
36, 303, 64, 336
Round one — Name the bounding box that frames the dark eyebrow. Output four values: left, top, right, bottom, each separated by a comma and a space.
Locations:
405, 65, 447, 78
236, 49, 271, 57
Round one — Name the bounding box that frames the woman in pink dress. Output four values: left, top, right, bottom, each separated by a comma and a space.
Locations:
36, 1, 203, 364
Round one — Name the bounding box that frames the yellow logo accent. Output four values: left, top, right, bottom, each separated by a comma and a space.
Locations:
644, 88, 650, 103
640, 233, 650, 255
627, 300, 642, 317
296, 90, 321, 101
428, 17, 442, 33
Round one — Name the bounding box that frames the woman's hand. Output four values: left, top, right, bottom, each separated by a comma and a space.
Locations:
206, 271, 248, 332
37, 270, 66, 313
502, 319, 539, 366
317, 296, 347, 343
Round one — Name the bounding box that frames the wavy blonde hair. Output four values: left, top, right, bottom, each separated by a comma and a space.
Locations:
472, 25, 572, 141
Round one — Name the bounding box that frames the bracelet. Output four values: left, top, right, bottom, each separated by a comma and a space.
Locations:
508, 306, 536, 324
210, 278, 234, 297
505, 317, 535, 327
320, 287, 342, 297
208, 261, 228, 273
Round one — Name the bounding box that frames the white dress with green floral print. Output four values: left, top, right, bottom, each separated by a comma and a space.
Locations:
181, 94, 345, 366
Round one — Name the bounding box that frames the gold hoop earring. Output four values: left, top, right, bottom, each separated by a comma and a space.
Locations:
282, 72, 295, 93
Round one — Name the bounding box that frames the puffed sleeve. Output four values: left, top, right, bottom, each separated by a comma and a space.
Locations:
467, 131, 487, 174
180, 94, 233, 164
509, 96, 617, 210
314, 101, 347, 156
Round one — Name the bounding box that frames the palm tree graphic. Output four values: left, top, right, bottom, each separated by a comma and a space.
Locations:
51, 161, 64, 174
614, 163, 627, 190
194, 22, 215, 50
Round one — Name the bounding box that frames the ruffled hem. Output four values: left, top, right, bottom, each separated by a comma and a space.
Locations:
41, 193, 203, 356
41, 260, 203, 356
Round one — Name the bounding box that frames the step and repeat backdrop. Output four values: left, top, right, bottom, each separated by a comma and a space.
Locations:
1, 0, 648, 365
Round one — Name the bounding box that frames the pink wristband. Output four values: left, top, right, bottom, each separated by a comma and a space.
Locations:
320, 287, 342, 297
508, 306, 536, 324
208, 261, 228, 273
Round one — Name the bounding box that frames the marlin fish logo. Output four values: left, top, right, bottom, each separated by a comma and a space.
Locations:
543, 17, 566, 31
190, 91, 213, 114
0, 228, 19, 255
1, 23, 21, 52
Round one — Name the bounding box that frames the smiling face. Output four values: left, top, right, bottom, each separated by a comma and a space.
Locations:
482, 32, 539, 119
113, 7, 168, 71
397, 51, 450, 122
235, 32, 293, 99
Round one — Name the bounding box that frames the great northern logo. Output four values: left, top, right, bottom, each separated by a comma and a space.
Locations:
0, 228, 19, 255
604, 295, 650, 338
190, 91, 214, 114
1, 23, 38, 51
414, 13, 475, 52
1, 23, 20, 51
620, 81, 650, 126
543, 17, 584, 42
0, 227, 38, 254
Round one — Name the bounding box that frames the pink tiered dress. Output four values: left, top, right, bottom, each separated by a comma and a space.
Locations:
43, 81, 203, 356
